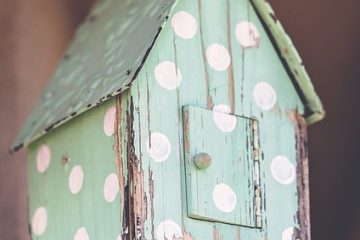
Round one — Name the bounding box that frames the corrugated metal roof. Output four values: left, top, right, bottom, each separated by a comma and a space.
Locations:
11, 0, 324, 152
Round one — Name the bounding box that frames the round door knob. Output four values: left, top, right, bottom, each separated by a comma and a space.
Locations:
193, 153, 212, 169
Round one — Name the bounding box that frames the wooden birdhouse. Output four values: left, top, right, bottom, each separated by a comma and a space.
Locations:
12, 0, 325, 239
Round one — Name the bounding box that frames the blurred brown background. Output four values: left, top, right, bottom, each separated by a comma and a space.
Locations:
0, 0, 359, 239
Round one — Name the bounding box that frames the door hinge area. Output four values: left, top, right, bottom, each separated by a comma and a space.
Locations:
252, 119, 262, 228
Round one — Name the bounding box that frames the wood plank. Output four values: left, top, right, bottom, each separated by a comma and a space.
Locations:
28, 99, 123, 239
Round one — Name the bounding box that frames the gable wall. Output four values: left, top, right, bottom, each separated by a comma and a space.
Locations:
130, 0, 306, 239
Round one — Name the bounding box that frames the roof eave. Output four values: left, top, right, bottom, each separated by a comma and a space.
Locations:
251, 0, 325, 125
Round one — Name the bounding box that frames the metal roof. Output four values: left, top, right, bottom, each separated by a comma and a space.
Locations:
11, 0, 324, 152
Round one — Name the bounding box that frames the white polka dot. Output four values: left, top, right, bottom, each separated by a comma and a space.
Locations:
171, 11, 197, 39
74, 227, 89, 240
146, 132, 171, 162
212, 104, 237, 132
154, 61, 182, 90
282, 227, 300, 240
235, 21, 260, 48
206, 44, 231, 71
271, 155, 296, 185
104, 106, 117, 136
116, 234, 122, 240
69, 165, 84, 194
104, 173, 119, 202
253, 82, 277, 111
36, 144, 51, 173
31, 207, 47, 236
156, 220, 183, 240
212, 183, 237, 213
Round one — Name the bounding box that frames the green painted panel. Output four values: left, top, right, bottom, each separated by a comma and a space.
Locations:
27, 99, 123, 240
129, 0, 307, 239
183, 105, 256, 227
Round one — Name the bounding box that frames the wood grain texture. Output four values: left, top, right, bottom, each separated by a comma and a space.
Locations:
183, 106, 256, 227
26, 0, 311, 239
128, 0, 307, 239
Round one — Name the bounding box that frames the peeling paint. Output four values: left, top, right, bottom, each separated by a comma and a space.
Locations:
288, 110, 310, 240
148, 168, 155, 240
61, 154, 69, 166
126, 96, 147, 240
183, 110, 190, 155
182, 231, 194, 240
212, 226, 222, 240
115, 96, 126, 233
226, 0, 235, 113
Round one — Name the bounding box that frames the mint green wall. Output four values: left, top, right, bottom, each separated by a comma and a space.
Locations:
28, 99, 123, 240
130, 0, 305, 239
27, 0, 307, 239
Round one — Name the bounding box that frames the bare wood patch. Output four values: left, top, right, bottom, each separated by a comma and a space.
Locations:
148, 168, 155, 239
182, 231, 194, 240
115, 96, 126, 234
183, 110, 190, 155
212, 225, 223, 240
236, 227, 241, 240
289, 110, 311, 240
226, 0, 235, 113
124, 96, 147, 240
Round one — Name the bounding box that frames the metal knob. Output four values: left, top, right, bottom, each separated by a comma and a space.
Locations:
193, 153, 212, 169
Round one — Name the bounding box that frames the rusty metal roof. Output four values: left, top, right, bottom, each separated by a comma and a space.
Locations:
11, 0, 324, 151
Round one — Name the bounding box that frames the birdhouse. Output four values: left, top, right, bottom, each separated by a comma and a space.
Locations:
12, 0, 325, 239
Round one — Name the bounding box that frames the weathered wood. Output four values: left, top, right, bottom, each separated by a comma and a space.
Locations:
290, 110, 311, 240
128, 0, 307, 239
183, 105, 256, 227
26, 0, 314, 239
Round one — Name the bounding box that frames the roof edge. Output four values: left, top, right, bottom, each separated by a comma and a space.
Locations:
251, 0, 325, 125
306, 111, 326, 126
10, 0, 179, 153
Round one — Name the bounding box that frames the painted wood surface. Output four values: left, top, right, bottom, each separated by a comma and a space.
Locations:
27, 0, 310, 239
28, 99, 124, 239
129, 0, 306, 239
183, 105, 256, 227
